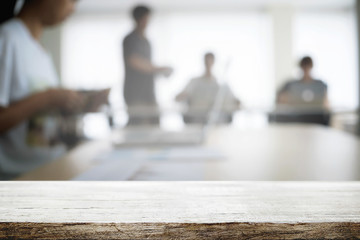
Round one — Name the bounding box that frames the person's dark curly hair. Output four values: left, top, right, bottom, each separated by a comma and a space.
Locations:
300, 56, 313, 68
132, 5, 151, 22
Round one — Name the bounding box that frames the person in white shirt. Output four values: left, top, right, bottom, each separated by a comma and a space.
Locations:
176, 52, 240, 124
0, 0, 83, 180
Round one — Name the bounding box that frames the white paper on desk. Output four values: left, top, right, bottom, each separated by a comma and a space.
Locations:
72, 158, 146, 181
133, 161, 205, 181
75, 147, 224, 181
92, 149, 147, 162
148, 147, 226, 161
94, 147, 225, 162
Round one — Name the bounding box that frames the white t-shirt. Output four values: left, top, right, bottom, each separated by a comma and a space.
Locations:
0, 19, 65, 179
182, 76, 238, 114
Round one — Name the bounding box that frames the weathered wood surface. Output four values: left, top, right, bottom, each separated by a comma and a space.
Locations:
1, 182, 360, 239
1, 222, 360, 239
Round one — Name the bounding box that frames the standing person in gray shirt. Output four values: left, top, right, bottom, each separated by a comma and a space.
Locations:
123, 5, 173, 126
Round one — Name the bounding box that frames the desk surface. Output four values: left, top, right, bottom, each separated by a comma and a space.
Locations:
1, 182, 360, 239
16, 124, 360, 181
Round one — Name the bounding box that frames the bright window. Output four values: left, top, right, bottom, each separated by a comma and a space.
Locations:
62, 12, 274, 111
61, 8, 358, 127
293, 11, 358, 110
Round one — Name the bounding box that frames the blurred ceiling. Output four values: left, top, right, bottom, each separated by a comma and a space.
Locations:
77, 0, 355, 13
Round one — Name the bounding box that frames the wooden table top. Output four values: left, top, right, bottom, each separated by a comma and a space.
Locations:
1, 182, 359, 239
16, 124, 360, 181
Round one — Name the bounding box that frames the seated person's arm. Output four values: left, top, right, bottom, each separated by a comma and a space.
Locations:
277, 82, 291, 104
0, 89, 83, 135
277, 92, 289, 104
234, 99, 241, 109
78, 89, 110, 113
175, 90, 188, 102
128, 54, 172, 77
175, 80, 195, 102
323, 92, 330, 110
226, 86, 241, 109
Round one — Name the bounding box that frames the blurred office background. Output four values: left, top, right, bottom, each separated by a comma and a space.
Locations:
41, 0, 359, 139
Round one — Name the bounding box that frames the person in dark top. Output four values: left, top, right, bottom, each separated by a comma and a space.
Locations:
123, 5, 173, 126
273, 56, 331, 126
277, 56, 329, 109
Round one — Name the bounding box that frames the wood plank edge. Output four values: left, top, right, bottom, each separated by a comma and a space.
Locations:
0, 222, 359, 239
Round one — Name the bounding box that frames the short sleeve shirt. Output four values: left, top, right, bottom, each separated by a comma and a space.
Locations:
279, 79, 328, 105
0, 19, 65, 179
123, 31, 155, 106
182, 76, 238, 114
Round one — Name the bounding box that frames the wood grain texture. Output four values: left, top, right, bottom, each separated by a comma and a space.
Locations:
1, 222, 360, 239
1, 182, 360, 239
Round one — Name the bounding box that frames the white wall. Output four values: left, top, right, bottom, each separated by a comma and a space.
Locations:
294, 10, 358, 109
61, 12, 274, 110
268, 5, 294, 91
41, 2, 358, 111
